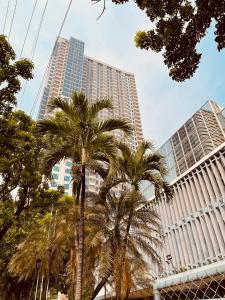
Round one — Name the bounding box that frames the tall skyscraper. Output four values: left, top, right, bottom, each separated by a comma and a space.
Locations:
81, 56, 143, 149
38, 37, 85, 120
143, 101, 225, 277
38, 36, 143, 194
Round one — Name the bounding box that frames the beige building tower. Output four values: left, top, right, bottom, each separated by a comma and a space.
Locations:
81, 56, 143, 150
38, 36, 143, 194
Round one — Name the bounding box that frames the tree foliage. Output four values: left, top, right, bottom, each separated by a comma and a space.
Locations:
0, 99, 172, 299
37, 92, 132, 300
0, 35, 33, 115
0, 111, 63, 299
87, 185, 161, 300
105, 0, 225, 81
0, 110, 62, 239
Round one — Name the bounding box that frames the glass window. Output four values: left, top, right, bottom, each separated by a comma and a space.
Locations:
64, 176, 70, 182
202, 102, 213, 113
64, 183, 69, 190
186, 153, 195, 168
218, 110, 225, 132
53, 166, 60, 172
172, 133, 180, 147
167, 152, 176, 169
52, 173, 58, 179
169, 166, 177, 182
159, 144, 167, 157
65, 169, 71, 174
51, 181, 57, 187
165, 140, 173, 154
66, 161, 72, 167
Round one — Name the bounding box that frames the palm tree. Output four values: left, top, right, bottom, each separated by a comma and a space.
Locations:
37, 91, 131, 300
87, 184, 162, 300
114, 140, 173, 299
8, 195, 77, 299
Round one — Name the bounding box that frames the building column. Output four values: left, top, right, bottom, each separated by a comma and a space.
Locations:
153, 288, 161, 300
212, 160, 225, 199
216, 157, 225, 185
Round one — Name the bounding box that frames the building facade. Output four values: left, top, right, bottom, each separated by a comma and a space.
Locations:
81, 56, 143, 150
144, 101, 225, 277
38, 36, 85, 120
38, 36, 143, 194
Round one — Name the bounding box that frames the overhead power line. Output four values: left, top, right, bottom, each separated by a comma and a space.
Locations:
30, 68, 48, 116
19, 0, 38, 58
19, 0, 49, 109
30, 0, 49, 60
18, 81, 27, 110
8, 0, 18, 42
30, 0, 73, 117
3, 0, 11, 34
57, 0, 73, 38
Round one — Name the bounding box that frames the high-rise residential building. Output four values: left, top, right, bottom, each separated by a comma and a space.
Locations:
143, 101, 225, 277
38, 36, 143, 194
81, 56, 143, 149
38, 37, 85, 120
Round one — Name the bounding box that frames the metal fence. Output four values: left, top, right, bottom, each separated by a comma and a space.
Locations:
154, 260, 225, 300
159, 272, 225, 299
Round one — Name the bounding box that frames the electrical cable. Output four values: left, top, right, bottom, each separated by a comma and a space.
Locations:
57, 0, 73, 38
19, 0, 38, 58
18, 80, 27, 109
19, 0, 49, 109
30, 0, 73, 117
8, 0, 18, 42
30, 65, 49, 116
30, 0, 49, 60
3, 0, 11, 34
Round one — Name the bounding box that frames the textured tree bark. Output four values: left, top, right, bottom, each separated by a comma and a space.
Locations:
0, 198, 26, 241
74, 164, 85, 300
0, 221, 13, 241
91, 272, 111, 300
91, 240, 116, 299
76, 181, 81, 205
116, 211, 133, 300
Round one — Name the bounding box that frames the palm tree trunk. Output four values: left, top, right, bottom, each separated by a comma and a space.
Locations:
116, 211, 133, 300
125, 288, 131, 300
91, 272, 111, 300
91, 240, 115, 300
76, 182, 81, 205
74, 164, 85, 300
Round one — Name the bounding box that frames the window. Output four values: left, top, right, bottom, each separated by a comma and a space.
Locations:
52, 173, 58, 179
53, 166, 60, 172
65, 169, 71, 174
66, 161, 72, 167
64, 176, 70, 182
64, 183, 69, 190
51, 181, 57, 187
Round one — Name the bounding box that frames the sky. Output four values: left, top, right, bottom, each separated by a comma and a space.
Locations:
1, 0, 225, 147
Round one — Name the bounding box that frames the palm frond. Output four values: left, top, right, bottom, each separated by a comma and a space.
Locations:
37, 119, 76, 140
49, 97, 80, 122
134, 140, 154, 161
43, 145, 73, 176
71, 91, 89, 121
163, 181, 174, 202
89, 98, 113, 119
96, 118, 132, 135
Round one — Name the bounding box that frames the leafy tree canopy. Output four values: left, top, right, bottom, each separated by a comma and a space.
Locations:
0, 35, 33, 115
0, 110, 64, 299
0, 110, 63, 241
107, 0, 225, 81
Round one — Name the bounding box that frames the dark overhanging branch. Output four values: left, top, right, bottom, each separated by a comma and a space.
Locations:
92, 0, 106, 20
